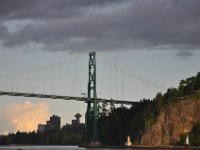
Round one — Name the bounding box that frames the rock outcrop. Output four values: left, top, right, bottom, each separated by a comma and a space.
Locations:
141, 99, 200, 145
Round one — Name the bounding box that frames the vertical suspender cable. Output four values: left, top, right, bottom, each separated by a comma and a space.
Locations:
116, 65, 118, 100
50, 65, 52, 94
109, 64, 112, 99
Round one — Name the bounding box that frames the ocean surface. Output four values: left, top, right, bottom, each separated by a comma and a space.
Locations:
0, 146, 133, 150
0, 146, 80, 150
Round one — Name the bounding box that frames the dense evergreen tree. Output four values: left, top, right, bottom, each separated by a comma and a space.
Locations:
0, 129, 83, 145
190, 123, 200, 146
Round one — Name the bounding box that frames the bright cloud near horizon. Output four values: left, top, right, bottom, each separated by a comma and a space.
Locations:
0, 0, 200, 133
0, 101, 50, 133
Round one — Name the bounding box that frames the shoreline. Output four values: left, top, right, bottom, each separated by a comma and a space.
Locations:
0, 144, 199, 150
79, 144, 200, 149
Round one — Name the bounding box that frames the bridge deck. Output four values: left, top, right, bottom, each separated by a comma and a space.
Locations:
0, 91, 138, 105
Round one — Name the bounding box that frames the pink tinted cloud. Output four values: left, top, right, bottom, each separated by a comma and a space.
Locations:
4, 101, 50, 132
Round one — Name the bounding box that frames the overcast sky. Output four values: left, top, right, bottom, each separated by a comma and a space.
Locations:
0, 0, 200, 53
0, 0, 200, 134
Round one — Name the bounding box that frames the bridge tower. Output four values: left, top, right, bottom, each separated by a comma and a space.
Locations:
86, 51, 99, 143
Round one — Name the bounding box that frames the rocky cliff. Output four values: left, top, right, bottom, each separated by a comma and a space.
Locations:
141, 99, 200, 145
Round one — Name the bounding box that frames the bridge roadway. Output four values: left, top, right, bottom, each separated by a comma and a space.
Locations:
0, 91, 138, 105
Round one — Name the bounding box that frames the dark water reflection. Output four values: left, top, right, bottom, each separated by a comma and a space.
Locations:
0, 146, 137, 150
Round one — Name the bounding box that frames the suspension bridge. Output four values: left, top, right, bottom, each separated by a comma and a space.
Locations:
0, 52, 165, 144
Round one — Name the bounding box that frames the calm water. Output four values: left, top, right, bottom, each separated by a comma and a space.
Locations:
0, 146, 135, 150
0, 146, 80, 150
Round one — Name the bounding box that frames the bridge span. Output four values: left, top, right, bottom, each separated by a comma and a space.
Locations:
0, 51, 165, 144
0, 91, 138, 105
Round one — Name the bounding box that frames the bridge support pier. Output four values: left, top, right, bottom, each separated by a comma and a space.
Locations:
86, 52, 100, 145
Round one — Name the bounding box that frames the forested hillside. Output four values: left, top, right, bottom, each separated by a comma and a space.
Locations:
98, 72, 200, 146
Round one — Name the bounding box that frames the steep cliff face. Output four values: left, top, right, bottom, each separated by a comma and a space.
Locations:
141, 100, 200, 145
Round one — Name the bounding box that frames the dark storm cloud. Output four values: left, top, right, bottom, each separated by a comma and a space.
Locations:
0, 23, 8, 39
0, 0, 200, 53
176, 51, 194, 59
0, 0, 122, 20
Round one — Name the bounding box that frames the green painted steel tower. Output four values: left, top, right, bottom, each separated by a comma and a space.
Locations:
86, 51, 98, 143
